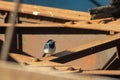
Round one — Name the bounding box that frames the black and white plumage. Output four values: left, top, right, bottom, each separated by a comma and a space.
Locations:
42, 39, 56, 57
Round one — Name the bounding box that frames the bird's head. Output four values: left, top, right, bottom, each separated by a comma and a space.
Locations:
47, 39, 56, 49
47, 39, 56, 44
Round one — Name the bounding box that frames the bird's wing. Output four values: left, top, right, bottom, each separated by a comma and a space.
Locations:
44, 43, 49, 49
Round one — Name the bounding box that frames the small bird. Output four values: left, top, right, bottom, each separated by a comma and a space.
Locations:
42, 39, 56, 57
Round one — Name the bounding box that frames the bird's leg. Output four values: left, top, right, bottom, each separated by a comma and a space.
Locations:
46, 53, 51, 57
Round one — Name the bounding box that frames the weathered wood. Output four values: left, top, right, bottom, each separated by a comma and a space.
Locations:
52, 33, 120, 63
0, 0, 20, 60
116, 43, 120, 59
82, 70, 120, 75
0, 1, 89, 21
1, 21, 120, 32
0, 61, 75, 80
0, 23, 64, 28
65, 20, 120, 32
10, 53, 36, 63
10, 53, 68, 67
69, 33, 120, 52
0, 61, 120, 80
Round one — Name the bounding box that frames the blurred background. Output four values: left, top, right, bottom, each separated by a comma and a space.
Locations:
7, 0, 110, 11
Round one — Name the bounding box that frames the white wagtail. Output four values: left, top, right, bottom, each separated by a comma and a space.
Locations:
42, 39, 56, 57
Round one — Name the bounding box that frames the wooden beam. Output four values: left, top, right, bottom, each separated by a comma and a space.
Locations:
0, 23, 64, 28
1, 22, 120, 32
52, 33, 120, 63
65, 21, 120, 32
69, 33, 120, 53
10, 53, 68, 67
0, 0, 20, 61
82, 70, 120, 75
10, 53, 36, 63
0, 61, 76, 80
0, 61, 120, 80
0, 1, 89, 21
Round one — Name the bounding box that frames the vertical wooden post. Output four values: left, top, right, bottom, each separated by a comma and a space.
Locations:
0, 0, 20, 60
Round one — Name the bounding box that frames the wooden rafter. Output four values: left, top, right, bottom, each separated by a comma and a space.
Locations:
52, 33, 120, 63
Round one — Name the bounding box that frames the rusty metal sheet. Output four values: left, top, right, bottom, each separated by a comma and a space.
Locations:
65, 47, 116, 70
21, 34, 116, 70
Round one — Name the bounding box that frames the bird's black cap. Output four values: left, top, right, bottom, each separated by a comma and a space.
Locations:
47, 39, 55, 43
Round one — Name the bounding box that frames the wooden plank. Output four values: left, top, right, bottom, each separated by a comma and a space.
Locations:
10, 53, 68, 67
10, 53, 37, 63
82, 70, 120, 75
0, 0, 20, 61
65, 21, 120, 32
10, 53, 58, 62
0, 23, 64, 28
26, 61, 69, 67
1, 21, 120, 32
0, 61, 120, 80
0, 61, 75, 80
10, 53, 78, 71
19, 17, 62, 24
0, 1, 89, 21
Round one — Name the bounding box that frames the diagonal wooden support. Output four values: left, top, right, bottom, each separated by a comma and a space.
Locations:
10, 53, 37, 63
51, 33, 120, 63
10, 53, 69, 67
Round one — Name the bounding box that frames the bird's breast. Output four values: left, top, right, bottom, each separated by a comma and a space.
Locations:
44, 48, 55, 54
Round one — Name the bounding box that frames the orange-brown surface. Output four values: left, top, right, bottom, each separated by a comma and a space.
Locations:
0, 1, 119, 71
21, 34, 116, 70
